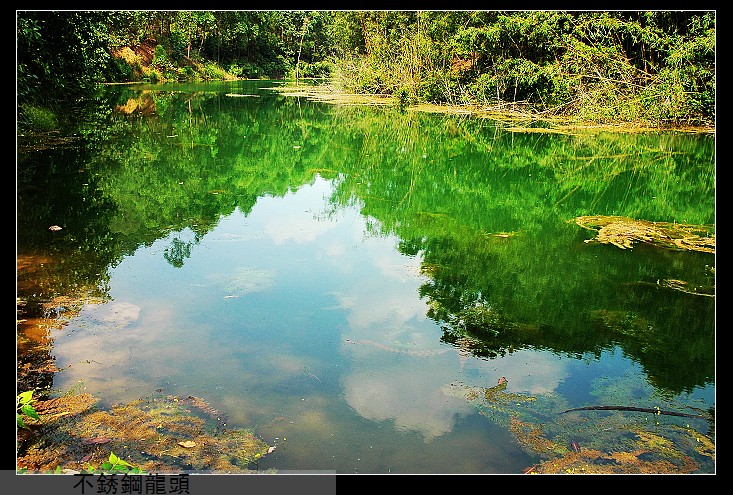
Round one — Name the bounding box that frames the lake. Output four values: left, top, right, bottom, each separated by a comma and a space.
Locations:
16, 80, 715, 474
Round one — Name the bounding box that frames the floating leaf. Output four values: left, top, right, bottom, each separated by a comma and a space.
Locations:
178, 440, 196, 448
267, 446, 276, 454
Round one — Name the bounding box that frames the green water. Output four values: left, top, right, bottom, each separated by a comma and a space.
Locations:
17, 80, 715, 473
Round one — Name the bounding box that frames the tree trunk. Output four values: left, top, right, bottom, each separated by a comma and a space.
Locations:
296, 17, 309, 86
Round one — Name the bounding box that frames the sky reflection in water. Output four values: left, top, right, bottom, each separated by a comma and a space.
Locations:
51, 176, 590, 472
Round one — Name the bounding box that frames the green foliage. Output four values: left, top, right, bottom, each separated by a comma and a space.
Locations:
329, 11, 714, 126
151, 44, 172, 70
294, 60, 334, 79
18, 104, 58, 132
166, 30, 190, 62
468, 58, 551, 105
104, 56, 137, 82
15, 10, 714, 126
416, 72, 459, 104
16, 11, 113, 106
394, 86, 416, 107
17, 390, 40, 429
84, 452, 144, 474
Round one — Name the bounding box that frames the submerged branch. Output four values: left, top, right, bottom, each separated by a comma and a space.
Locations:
561, 405, 708, 420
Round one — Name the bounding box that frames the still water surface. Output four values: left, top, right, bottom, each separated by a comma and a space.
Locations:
17, 80, 715, 473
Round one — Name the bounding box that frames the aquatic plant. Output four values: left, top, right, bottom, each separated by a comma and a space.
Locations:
447, 376, 715, 474
17, 393, 273, 473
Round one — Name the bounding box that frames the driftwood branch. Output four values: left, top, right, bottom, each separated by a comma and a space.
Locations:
561, 405, 708, 420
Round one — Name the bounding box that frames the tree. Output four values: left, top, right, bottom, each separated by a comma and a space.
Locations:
17, 11, 114, 105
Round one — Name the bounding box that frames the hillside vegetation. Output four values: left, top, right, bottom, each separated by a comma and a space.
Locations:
17, 11, 715, 130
